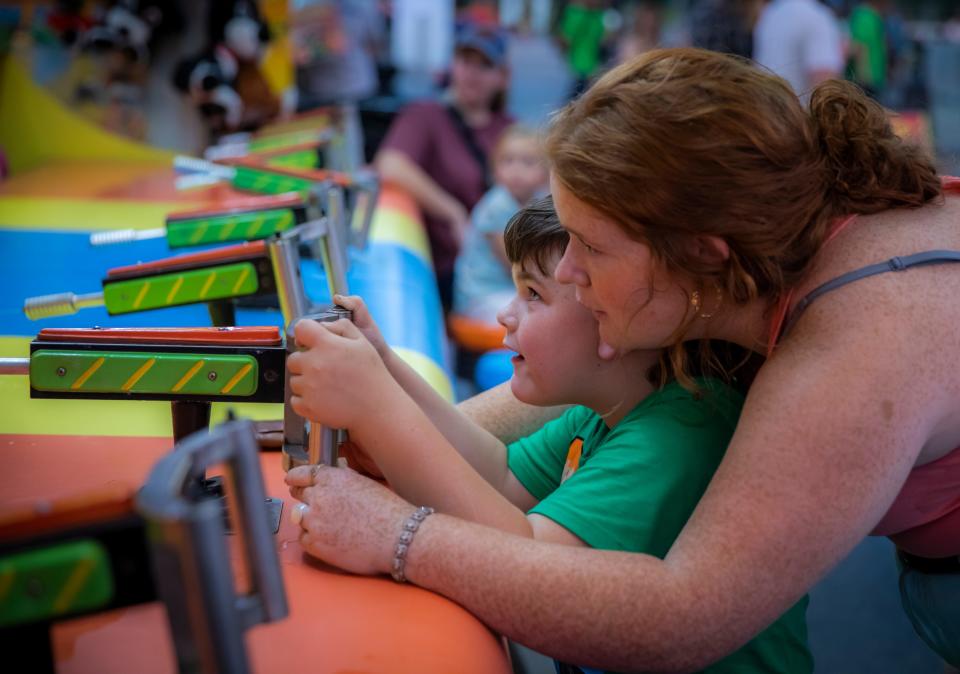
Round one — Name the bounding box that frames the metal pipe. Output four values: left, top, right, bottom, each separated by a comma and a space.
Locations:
0, 358, 29, 375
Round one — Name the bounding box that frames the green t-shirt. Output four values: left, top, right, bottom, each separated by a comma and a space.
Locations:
560, 5, 607, 78
508, 379, 812, 674
849, 4, 887, 90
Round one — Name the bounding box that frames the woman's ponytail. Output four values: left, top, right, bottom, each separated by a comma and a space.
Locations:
808, 79, 942, 217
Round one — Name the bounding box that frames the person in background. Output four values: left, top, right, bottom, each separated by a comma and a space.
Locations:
847, 0, 888, 99
614, 1, 661, 65
453, 125, 548, 325
289, 0, 384, 169
690, 0, 762, 58
557, 0, 613, 98
374, 23, 513, 313
754, 0, 844, 102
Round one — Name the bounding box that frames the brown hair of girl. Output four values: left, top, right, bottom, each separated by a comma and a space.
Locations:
546, 47, 941, 384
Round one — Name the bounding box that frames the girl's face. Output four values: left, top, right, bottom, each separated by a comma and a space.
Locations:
451, 49, 506, 110
497, 256, 607, 407
551, 176, 691, 357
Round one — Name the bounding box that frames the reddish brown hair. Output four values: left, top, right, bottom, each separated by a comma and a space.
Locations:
546, 48, 941, 383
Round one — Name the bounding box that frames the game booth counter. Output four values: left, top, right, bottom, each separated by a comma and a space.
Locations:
0, 55, 511, 673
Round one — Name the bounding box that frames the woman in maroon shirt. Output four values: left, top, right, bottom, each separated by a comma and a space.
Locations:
374, 24, 514, 312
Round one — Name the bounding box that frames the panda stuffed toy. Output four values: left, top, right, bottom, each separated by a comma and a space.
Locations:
173, 0, 279, 139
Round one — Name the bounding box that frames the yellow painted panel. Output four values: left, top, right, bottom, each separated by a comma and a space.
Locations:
0, 57, 173, 174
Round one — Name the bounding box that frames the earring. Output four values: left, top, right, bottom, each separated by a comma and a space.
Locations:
690, 289, 702, 314
691, 285, 723, 319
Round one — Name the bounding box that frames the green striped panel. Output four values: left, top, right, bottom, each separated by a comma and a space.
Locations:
102, 261, 259, 314
30, 350, 260, 396
0, 539, 114, 626
249, 129, 320, 153
166, 209, 296, 247
266, 149, 320, 170
231, 166, 314, 196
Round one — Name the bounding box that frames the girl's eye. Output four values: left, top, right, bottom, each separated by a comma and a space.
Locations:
526, 286, 541, 301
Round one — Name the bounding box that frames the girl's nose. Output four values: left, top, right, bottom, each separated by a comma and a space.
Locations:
496, 300, 518, 331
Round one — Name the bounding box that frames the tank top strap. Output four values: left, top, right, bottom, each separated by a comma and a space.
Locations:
766, 177, 960, 357
780, 250, 960, 338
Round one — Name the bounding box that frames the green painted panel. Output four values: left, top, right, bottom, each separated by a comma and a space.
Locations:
30, 350, 259, 396
0, 539, 114, 626
231, 166, 313, 196
166, 209, 295, 247
102, 262, 259, 314
266, 149, 320, 170
248, 129, 320, 153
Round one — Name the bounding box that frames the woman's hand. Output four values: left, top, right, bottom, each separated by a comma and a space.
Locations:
287, 318, 401, 430
332, 294, 389, 360
286, 464, 413, 575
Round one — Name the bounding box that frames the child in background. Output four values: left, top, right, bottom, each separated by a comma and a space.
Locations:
453, 124, 548, 324
287, 197, 811, 674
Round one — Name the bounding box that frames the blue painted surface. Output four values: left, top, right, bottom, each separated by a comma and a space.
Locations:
0, 229, 446, 373
474, 349, 513, 392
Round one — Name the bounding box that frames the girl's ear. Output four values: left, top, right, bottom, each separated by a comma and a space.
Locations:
685, 235, 730, 266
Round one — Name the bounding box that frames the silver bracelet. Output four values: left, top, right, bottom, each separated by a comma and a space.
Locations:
390, 505, 434, 583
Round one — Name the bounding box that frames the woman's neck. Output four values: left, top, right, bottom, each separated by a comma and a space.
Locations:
456, 102, 493, 127
696, 297, 774, 355
586, 353, 658, 428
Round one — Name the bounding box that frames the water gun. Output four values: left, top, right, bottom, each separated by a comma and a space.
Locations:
0, 419, 288, 674
90, 192, 308, 248
5, 319, 351, 472
204, 127, 340, 171
173, 157, 378, 249
25, 196, 351, 328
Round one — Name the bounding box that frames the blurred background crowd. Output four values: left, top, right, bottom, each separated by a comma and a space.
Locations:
1, 0, 958, 163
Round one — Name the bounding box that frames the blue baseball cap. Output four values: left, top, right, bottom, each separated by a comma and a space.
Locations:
455, 23, 508, 67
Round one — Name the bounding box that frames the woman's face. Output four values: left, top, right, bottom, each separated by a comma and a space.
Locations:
552, 176, 691, 357
451, 49, 506, 110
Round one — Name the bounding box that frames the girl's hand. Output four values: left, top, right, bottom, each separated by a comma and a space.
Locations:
332, 294, 389, 360
340, 439, 385, 480
287, 318, 400, 430
286, 464, 413, 576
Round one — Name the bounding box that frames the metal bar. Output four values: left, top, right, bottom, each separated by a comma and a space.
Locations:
0, 358, 29, 375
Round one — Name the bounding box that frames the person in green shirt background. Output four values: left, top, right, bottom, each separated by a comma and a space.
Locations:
558, 0, 613, 97
286, 196, 812, 673
848, 1, 889, 97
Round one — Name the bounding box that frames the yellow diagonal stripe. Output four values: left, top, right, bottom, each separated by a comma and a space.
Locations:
121, 358, 155, 391
132, 281, 151, 310
0, 567, 15, 602
165, 276, 184, 305
172, 360, 205, 392
199, 272, 217, 299
246, 215, 265, 238
219, 219, 238, 241
231, 266, 251, 294
189, 220, 209, 245
220, 362, 253, 394
71, 357, 105, 390
52, 557, 95, 614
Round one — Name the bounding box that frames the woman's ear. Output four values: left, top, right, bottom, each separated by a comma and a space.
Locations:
686, 235, 730, 265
